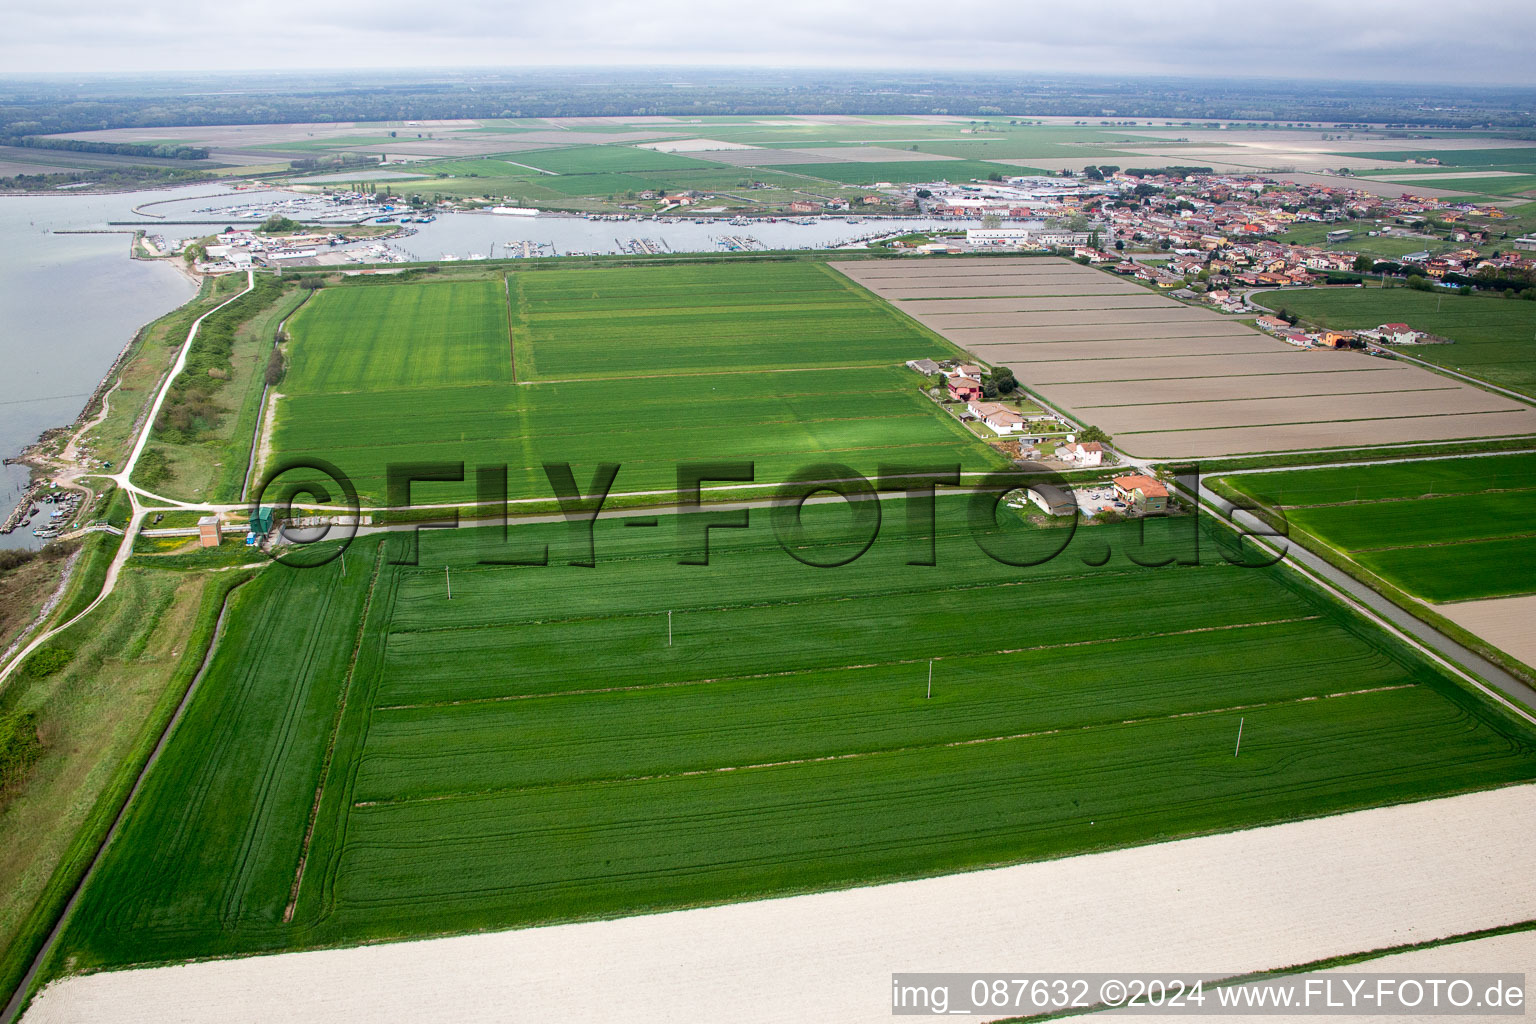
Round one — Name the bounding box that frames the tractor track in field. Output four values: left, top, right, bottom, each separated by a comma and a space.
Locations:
374, 615, 1325, 711
353, 683, 1419, 808
284, 541, 385, 924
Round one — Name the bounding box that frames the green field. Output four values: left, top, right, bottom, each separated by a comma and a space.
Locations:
1349, 148, 1536, 171
775, 160, 1022, 184
1253, 287, 1536, 398
512, 145, 722, 175
48, 506, 1536, 973
1220, 453, 1536, 602
272, 263, 1000, 503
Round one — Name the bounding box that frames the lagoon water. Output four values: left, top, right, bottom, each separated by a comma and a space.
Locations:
0, 182, 989, 548
0, 186, 206, 549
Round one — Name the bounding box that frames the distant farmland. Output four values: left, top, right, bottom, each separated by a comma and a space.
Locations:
1256, 287, 1536, 399
269, 264, 1003, 503
50, 506, 1536, 974
1219, 452, 1536, 603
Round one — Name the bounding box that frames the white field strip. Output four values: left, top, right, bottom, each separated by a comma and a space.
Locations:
24, 785, 1536, 1024
1436, 595, 1536, 671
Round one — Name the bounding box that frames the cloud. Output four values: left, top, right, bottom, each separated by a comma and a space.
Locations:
4, 0, 1535, 83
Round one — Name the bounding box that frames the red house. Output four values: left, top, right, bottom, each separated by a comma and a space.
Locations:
946, 375, 982, 402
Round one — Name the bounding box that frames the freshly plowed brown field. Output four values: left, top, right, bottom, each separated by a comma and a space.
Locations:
836, 257, 1536, 456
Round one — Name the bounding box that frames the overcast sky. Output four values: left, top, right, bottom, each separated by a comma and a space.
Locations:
5, 0, 1536, 84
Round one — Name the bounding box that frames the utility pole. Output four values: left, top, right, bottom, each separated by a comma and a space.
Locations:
1234, 717, 1245, 757
445, 565, 451, 600
668, 610, 673, 646
927, 660, 933, 700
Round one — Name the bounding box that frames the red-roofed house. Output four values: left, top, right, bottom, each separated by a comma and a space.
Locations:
946, 375, 982, 402
1112, 474, 1169, 513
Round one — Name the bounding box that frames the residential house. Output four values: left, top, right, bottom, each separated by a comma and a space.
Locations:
1112, 474, 1169, 513
1054, 441, 1104, 467
1374, 322, 1422, 345
946, 375, 982, 402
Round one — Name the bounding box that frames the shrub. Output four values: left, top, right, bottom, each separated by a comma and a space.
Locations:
23, 646, 72, 678
0, 711, 43, 793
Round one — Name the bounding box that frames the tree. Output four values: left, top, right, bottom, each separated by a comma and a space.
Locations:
1114, 240, 1125, 251
1077, 425, 1111, 444
265, 347, 286, 386
1352, 255, 1374, 272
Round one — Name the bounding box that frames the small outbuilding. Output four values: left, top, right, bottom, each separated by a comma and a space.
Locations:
197, 515, 222, 548
247, 506, 274, 546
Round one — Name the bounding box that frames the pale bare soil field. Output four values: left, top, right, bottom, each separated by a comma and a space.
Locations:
837, 257, 1536, 456
1123, 412, 1536, 458
967, 337, 1279, 364
900, 294, 1177, 314
23, 785, 1536, 1024
875, 282, 1150, 300
1092, 389, 1519, 435
637, 138, 759, 152
914, 307, 1226, 329
843, 258, 1108, 276
1019, 353, 1352, 384
858, 275, 1136, 294
944, 321, 1256, 343
1437, 595, 1536, 671
1054, 367, 1451, 406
